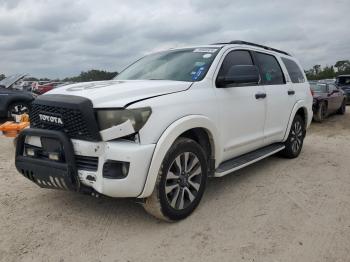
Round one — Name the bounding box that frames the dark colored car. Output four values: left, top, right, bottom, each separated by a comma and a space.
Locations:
336, 75, 350, 104
310, 82, 347, 122
0, 74, 36, 119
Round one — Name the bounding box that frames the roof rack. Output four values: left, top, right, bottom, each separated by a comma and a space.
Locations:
212, 40, 291, 56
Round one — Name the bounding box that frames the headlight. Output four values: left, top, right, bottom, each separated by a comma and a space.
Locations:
96, 107, 152, 132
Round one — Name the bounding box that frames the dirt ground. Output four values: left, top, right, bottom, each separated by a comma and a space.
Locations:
0, 109, 350, 262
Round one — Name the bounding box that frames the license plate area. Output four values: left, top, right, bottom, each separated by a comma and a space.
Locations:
16, 128, 78, 191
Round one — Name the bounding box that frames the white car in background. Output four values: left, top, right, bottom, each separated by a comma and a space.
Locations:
15, 40, 313, 221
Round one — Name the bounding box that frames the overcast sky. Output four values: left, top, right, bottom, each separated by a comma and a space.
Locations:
0, 0, 349, 78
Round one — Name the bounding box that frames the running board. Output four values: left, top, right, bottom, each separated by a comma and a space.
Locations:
215, 143, 285, 177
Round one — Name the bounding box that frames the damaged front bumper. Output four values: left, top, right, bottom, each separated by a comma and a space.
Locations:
15, 128, 156, 198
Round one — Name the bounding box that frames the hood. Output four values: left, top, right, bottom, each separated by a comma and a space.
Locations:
47, 80, 192, 108
0, 74, 26, 88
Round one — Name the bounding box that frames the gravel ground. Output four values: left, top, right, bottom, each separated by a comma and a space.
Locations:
0, 109, 350, 262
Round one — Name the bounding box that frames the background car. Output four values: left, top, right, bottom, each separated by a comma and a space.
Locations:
310, 82, 347, 122
32, 81, 64, 94
336, 75, 350, 104
0, 74, 36, 119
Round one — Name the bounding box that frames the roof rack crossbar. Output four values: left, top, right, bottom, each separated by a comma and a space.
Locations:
212, 40, 291, 56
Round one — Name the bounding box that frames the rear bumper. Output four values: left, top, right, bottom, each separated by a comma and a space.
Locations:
16, 128, 156, 198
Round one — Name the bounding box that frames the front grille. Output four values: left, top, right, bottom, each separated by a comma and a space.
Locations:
30, 104, 94, 140
29, 94, 101, 141
75, 155, 98, 171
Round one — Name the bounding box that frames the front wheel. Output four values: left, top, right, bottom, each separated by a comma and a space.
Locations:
314, 102, 327, 122
7, 102, 29, 119
280, 115, 305, 159
337, 100, 346, 115
143, 137, 208, 221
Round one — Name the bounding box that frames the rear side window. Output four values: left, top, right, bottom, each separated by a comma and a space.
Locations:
255, 52, 285, 85
218, 50, 254, 77
281, 57, 305, 83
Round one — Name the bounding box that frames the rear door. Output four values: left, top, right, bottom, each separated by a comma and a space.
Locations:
213, 49, 266, 161
253, 52, 297, 145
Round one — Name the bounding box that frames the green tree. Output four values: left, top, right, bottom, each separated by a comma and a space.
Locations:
335, 60, 350, 73
313, 65, 321, 75
63, 69, 118, 82
0, 74, 5, 81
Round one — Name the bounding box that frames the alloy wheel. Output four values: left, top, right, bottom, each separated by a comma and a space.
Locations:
165, 152, 202, 210
290, 121, 303, 154
9, 104, 28, 117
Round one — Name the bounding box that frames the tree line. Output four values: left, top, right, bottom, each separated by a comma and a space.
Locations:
0, 69, 118, 82
2, 60, 350, 83
305, 60, 350, 80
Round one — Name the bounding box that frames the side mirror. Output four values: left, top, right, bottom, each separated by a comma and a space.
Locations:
217, 65, 260, 88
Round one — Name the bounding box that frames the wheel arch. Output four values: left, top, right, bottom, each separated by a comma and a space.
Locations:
283, 101, 311, 141
138, 115, 220, 198
5, 96, 33, 110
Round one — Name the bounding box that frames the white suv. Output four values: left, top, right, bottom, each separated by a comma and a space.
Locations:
15, 41, 313, 221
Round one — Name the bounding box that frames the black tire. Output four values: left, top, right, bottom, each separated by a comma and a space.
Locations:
280, 114, 305, 159
313, 102, 327, 122
337, 100, 346, 115
143, 137, 208, 221
7, 102, 30, 119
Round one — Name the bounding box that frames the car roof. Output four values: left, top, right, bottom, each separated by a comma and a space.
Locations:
172, 40, 291, 57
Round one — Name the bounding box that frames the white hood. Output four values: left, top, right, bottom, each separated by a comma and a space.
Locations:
46, 80, 192, 108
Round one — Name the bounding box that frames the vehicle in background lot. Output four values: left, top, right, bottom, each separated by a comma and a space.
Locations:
336, 75, 350, 104
16, 40, 313, 221
318, 78, 336, 84
310, 82, 346, 122
0, 74, 36, 119
33, 82, 64, 95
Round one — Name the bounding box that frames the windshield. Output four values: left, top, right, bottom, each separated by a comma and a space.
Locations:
310, 83, 328, 93
115, 48, 220, 82
337, 76, 350, 85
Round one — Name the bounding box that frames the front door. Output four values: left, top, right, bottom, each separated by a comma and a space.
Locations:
214, 50, 266, 161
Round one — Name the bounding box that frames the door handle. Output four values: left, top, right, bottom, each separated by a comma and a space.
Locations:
255, 93, 267, 99
288, 90, 295, 95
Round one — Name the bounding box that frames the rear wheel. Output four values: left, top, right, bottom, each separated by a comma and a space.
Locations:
143, 137, 208, 221
337, 100, 346, 115
314, 102, 327, 122
7, 102, 29, 119
280, 114, 305, 159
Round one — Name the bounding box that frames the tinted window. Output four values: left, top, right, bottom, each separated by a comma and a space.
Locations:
217, 50, 254, 78
337, 76, 350, 85
255, 52, 285, 85
281, 57, 305, 83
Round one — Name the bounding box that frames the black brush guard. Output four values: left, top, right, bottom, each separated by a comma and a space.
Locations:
15, 128, 79, 191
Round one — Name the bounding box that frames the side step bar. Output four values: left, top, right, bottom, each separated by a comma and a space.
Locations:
215, 143, 285, 177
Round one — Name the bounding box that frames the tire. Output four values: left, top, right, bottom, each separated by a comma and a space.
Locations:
7, 102, 30, 119
143, 137, 208, 221
313, 102, 327, 122
280, 114, 305, 159
337, 100, 346, 115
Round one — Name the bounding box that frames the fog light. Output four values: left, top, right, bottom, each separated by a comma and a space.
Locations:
48, 152, 60, 161
26, 148, 36, 157
103, 160, 130, 179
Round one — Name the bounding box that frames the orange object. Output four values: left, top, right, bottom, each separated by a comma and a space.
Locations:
0, 121, 29, 137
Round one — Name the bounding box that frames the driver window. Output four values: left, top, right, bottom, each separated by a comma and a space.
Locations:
217, 50, 254, 79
